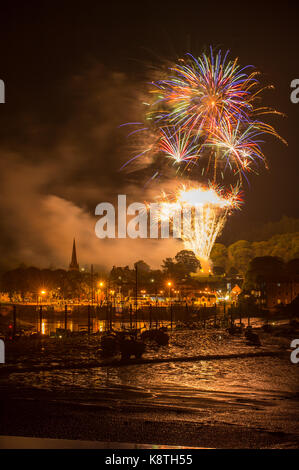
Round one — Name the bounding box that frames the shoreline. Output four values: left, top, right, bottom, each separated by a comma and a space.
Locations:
1, 325, 298, 449
0, 349, 287, 376
0, 395, 298, 449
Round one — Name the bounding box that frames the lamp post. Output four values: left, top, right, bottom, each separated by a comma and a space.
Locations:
98, 281, 104, 305
109, 289, 115, 330
37, 290, 46, 334
167, 281, 172, 303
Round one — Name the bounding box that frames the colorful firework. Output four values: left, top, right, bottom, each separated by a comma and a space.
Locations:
150, 49, 258, 133
159, 127, 199, 166
124, 47, 284, 185
122, 47, 284, 270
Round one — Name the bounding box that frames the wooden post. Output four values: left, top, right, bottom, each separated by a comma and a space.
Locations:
90, 264, 94, 305
129, 304, 132, 330
135, 265, 138, 329
64, 304, 67, 330
149, 304, 152, 329
13, 304, 17, 338
110, 303, 113, 331
106, 303, 109, 331
170, 303, 173, 330
39, 305, 43, 334
88, 305, 91, 335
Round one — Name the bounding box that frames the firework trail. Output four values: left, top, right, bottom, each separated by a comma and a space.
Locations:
156, 184, 242, 272
123, 47, 285, 271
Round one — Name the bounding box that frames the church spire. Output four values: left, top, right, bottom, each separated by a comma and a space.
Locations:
69, 238, 79, 271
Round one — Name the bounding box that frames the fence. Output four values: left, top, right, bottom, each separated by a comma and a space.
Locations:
0, 302, 224, 336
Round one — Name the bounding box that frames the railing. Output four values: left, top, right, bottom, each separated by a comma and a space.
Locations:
0, 303, 223, 337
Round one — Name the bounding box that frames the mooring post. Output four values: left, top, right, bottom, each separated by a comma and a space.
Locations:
110, 303, 113, 331
39, 305, 42, 334
135, 265, 138, 329
88, 304, 91, 335
64, 304, 68, 330
13, 304, 17, 338
170, 303, 173, 330
149, 304, 152, 329
129, 304, 132, 330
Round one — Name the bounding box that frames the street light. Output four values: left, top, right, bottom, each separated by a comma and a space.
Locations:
96, 281, 105, 304
167, 281, 172, 301
38, 290, 46, 304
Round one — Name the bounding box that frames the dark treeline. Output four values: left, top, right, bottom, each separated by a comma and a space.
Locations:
243, 257, 299, 290
0, 267, 91, 301
226, 216, 299, 244
211, 230, 299, 275
0, 250, 202, 301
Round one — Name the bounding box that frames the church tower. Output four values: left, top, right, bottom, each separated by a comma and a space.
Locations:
69, 238, 79, 271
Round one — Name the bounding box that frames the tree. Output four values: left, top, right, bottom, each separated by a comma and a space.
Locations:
110, 265, 134, 286
174, 250, 201, 273
244, 256, 285, 291
161, 257, 185, 281
161, 257, 176, 274
252, 233, 299, 261
286, 258, 299, 277
210, 243, 228, 271
134, 260, 150, 273
228, 240, 253, 275
212, 266, 225, 276
252, 241, 269, 258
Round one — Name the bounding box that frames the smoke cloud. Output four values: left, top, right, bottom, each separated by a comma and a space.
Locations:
0, 64, 182, 271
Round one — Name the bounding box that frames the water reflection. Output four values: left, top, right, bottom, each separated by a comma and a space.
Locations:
37, 317, 165, 335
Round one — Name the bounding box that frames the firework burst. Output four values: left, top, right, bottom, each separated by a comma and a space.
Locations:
122, 47, 285, 270
155, 184, 242, 272
159, 127, 200, 167
150, 49, 258, 133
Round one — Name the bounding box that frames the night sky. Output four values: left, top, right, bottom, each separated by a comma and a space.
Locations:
0, 1, 298, 271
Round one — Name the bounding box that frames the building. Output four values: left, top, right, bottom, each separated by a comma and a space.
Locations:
193, 292, 217, 307
69, 238, 79, 271
252, 279, 299, 309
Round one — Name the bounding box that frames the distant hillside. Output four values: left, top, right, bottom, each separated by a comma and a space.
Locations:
211, 231, 299, 275
236, 216, 299, 242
